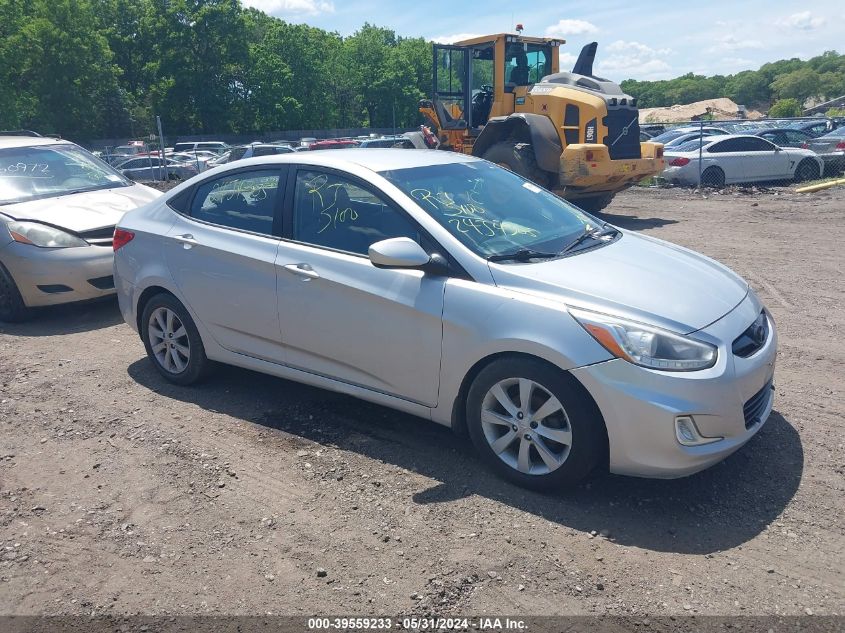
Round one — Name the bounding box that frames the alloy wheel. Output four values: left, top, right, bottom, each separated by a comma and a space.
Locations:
148, 307, 191, 374
480, 377, 572, 475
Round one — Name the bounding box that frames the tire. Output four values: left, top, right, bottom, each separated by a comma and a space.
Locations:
574, 194, 614, 213
140, 292, 211, 385
465, 357, 605, 490
700, 166, 725, 188
794, 159, 820, 183
482, 141, 551, 189
0, 262, 30, 323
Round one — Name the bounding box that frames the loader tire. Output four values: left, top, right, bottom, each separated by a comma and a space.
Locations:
482, 141, 551, 189
574, 194, 615, 213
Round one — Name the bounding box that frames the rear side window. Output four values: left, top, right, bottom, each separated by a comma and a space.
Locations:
189, 169, 282, 235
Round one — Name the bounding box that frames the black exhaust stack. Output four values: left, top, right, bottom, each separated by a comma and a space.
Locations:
572, 42, 598, 77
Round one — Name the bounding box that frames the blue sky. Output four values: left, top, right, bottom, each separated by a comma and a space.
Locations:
242, 1, 845, 81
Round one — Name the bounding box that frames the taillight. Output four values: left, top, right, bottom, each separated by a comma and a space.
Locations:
656, 146, 664, 158
113, 228, 135, 251
801, 142, 809, 149
669, 157, 690, 166
585, 150, 595, 161
836, 141, 845, 150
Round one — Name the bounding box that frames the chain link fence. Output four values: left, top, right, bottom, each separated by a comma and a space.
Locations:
640, 116, 845, 191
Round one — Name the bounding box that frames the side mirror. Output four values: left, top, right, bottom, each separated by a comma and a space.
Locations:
369, 237, 431, 269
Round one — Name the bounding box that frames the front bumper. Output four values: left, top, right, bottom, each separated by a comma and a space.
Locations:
561, 142, 665, 196
571, 292, 777, 478
0, 241, 116, 307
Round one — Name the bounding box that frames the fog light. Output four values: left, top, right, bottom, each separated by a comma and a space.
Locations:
674, 416, 722, 447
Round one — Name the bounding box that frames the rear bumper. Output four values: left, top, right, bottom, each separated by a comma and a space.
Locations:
0, 241, 115, 307
561, 142, 665, 196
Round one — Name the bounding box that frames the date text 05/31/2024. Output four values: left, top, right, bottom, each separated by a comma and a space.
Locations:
307, 617, 528, 631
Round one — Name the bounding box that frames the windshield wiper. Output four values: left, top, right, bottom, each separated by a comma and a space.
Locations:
487, 248, 558, 263
559, 224, 619, 255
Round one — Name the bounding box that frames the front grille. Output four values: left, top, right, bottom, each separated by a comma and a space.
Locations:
79, 226, 115, 247
743, 380, 773, 429
87, 275, 114, 290
733, 310, 769, 357
602, 107, 642, 159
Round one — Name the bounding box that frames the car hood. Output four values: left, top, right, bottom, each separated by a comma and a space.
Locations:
488, 231, 748, 334
0, 184, 160, 232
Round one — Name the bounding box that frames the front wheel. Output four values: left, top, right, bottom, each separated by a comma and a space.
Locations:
466, 358, 605, 490
794, 159, 820, 183
140, 293, 211, 385
0, 263, 30, 323
574, 194, 614, 213
481, 141, 552, 189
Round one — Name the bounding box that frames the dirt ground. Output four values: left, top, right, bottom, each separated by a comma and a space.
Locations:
0, 185, 843, 618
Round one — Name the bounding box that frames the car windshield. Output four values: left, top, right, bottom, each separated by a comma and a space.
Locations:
380, 161, 603, 258
0, 143, 130, 204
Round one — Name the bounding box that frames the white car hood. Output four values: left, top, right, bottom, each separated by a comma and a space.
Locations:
0, 184, 160, 232
489, 231, 749, 333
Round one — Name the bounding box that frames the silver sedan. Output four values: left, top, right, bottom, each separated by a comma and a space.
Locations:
114, 150, 777, 489
0, 136, 160, 321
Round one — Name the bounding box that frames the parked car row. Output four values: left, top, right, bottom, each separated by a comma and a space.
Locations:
659, 123, 845, 185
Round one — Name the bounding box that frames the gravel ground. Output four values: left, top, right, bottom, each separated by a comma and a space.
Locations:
0, 185, 843, 617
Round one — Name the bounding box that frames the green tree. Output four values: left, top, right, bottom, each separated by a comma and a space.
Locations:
768, 98, 803, 118
769, 69, 822, 104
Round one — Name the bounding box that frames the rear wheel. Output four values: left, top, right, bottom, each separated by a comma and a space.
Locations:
794, 159, 820, 182
482, 141, 551, 189
140, 293, 211, 385
0, 262, 30, 323
700, 166, 725, 188
574, 194, 614, 213
466, 357, 605, 490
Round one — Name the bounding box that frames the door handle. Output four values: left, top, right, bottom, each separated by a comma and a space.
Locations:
174, 233, 197, 249
283, 263, 320, 281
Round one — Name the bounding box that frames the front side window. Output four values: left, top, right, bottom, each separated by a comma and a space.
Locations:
0, 143, 130, 204
190, 169, 281, 235
380, 161, 601, 258
293, 170, 420, 256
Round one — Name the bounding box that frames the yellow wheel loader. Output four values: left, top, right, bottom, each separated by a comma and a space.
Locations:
419, 33, 664, 212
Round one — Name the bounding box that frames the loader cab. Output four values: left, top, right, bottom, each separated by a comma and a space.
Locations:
431, 34, 562, 130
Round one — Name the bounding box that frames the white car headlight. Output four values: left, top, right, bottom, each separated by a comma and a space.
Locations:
570, 307, 718, 371
6, 220, 88, 248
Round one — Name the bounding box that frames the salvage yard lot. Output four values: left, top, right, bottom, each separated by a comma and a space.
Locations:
0, 186, 843, 616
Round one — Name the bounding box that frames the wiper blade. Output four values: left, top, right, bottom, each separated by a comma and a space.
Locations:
487, 248, 558, 262
559, 225, 618, 255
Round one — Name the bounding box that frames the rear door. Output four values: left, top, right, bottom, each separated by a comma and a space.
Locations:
274, 167, 446, 406
165, 166, 288, 363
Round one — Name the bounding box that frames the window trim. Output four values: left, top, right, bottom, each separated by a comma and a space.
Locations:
282, 165, 471, 279
167, 164, 288, 239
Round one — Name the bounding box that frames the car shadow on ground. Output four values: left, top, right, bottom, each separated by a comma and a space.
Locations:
128, 360, 803, 555
0, 298, 123, 336
596, 210, 679, 231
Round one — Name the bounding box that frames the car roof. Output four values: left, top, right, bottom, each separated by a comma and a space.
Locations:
755, 128, 808, 134
0, 136, 71, 150
216, 148, 480, 172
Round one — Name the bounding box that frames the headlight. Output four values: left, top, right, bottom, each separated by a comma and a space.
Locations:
570, 307, 718, 371
6, 221, 88, 248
